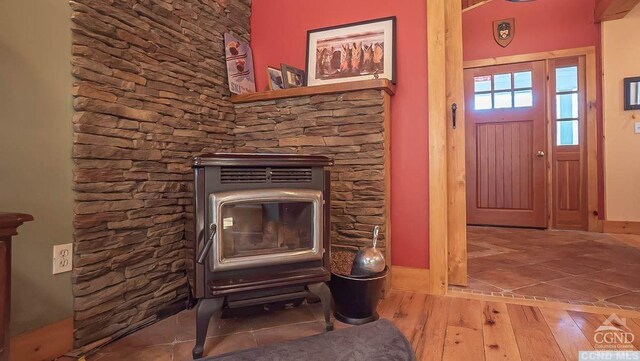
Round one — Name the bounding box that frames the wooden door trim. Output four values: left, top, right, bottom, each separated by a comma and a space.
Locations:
461, 47, 601, 233
463, 47, 596, 69
427, 0, 448, 294
431, 15, 601, 295
584, 52, 602, 232
445, 0, 467, 286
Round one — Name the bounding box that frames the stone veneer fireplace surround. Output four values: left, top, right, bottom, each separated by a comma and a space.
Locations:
69, 0, 394, 350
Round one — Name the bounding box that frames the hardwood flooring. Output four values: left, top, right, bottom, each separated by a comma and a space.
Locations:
379, 291, 640, 361
78, 291, 640, 361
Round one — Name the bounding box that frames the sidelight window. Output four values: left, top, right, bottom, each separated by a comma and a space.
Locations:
555, 66, 579, 146
474, 71, 533, 110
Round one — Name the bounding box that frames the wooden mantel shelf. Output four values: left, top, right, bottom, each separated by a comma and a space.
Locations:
231, 79, 396, 104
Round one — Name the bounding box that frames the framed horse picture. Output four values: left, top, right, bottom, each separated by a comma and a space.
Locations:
305, 17, 396, 86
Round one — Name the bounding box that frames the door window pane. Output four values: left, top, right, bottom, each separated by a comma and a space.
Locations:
475, 93, 492, 110
494, 91, 513, 109
514, 89, 533, 107
494, 73, 512, 91
556, 66, 578, 92
556, 93, 578, 119
557, 120, 579, 146
514, 71, 532, 89
474, 76, 492, 92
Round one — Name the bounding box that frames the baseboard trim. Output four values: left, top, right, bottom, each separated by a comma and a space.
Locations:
603, 220, 640, 235
10, 317, 73, 361
391, 266, 430, 294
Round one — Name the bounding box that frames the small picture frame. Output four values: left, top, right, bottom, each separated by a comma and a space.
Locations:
281, 64, 306, 88
267, 66, 285, 91
624, 76, 640, 111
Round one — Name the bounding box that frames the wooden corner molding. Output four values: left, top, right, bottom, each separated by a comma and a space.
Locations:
462, 0, 494, 12
391, 266, 431, 294
603, 220, 640, 235
230, 79, 396, 104
9, 318, 73, 361
595, 0, 640, 22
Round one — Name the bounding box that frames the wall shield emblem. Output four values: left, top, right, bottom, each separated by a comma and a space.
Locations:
493, 18, 515, 48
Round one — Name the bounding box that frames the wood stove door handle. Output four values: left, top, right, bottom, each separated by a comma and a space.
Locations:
197, 224, 217, 264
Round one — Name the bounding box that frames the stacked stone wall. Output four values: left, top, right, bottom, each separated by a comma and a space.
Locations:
234, 90, 389, 255
70, 0, 250, 346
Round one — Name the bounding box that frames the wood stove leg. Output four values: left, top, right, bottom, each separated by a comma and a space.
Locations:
192, 297, 224, 359
307, 282, 333, 331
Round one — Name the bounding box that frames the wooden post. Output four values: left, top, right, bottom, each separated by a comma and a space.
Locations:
446, 0, 468, 286
0, 212, 33, 361
427, 0, 449, 294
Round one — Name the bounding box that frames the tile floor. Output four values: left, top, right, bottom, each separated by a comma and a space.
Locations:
451, 227, 640, 309
79, 302, 346, 361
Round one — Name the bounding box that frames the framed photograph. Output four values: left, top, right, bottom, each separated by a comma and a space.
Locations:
624, 76, 640, 111
267, 66, 285, 90
305, 16, 396, 86
224, 33, 256, 94
281, 64, 306, 88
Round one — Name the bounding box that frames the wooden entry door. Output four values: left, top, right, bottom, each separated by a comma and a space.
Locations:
464, 61, 548, 228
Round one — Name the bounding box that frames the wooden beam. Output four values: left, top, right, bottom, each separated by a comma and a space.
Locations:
427, 0, 449, 295
462, 0, 494, 12
382, 90, 393, 293
447, 0, 468, 286
585, 51, 602, 233
595, 0, 640, 22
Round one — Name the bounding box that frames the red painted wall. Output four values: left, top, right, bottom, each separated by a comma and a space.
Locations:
463, 0, 601, 61
463, 0, 605, 218
251, 0, 429, 268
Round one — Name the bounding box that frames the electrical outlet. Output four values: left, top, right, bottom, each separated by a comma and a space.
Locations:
635, 122, 640, 134
53, 243, 72, 274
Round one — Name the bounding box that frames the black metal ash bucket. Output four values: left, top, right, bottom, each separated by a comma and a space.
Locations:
328, 267, 389, 325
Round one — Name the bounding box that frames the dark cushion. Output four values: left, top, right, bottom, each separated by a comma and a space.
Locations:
202, 319, 416, 361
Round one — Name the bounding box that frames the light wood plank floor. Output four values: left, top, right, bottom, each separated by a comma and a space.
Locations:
82, 291, 640, 361
378, 291, 640, 361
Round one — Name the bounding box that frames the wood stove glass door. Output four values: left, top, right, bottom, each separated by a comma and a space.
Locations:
209, 189, 323, 271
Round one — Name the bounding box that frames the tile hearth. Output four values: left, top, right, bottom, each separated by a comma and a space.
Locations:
451, 227, 640, 310
77, 302, 346, 361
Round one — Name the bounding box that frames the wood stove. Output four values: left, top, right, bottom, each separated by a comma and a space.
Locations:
191, 153, 334, 359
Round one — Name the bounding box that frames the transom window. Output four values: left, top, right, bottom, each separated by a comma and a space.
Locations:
555, 66, 579, 146
473, 71, 533, 110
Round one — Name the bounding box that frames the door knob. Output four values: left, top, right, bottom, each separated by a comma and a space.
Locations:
536, 150, 545, 157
